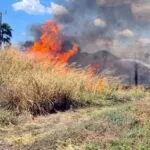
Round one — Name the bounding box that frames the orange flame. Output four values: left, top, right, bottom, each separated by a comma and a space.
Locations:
86, 64, 105, 91
27, 20, 105, 92
90, 64, 100, 75
87, 64, 100, 77
28, 20, 78, 64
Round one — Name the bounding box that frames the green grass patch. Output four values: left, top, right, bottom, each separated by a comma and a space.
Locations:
0, 108, 18, 126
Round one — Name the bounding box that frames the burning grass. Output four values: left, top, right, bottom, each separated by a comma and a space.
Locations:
0, 48, 149, 116
0, 48, 109, 115
0, 48, 149, 150
0, 21, 148, 115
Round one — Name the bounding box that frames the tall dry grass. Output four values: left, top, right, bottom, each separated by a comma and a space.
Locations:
0, 48, 148, 115
0, 48, 107, 115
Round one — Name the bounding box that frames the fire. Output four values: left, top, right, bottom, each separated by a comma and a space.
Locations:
89, 64, 100, 75
27, 20, 105, 92
28, 20, 78, 64
86, 64, 106, 91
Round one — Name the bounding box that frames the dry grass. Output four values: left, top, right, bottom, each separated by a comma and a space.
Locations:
0, 48, 149, 149
0, 47, 108, 115
0, 100, 148, 150
0, 47, 148, 116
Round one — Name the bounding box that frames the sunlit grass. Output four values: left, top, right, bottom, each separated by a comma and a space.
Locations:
0, 47, 149, 116
0, 47, 107, 115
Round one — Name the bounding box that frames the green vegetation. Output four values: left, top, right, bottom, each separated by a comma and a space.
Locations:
0, 108, 18, 126
0, 100, 149, 150
0, 48, 149, 150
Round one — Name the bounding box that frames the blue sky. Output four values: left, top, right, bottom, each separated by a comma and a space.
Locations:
0, 0, 62, 44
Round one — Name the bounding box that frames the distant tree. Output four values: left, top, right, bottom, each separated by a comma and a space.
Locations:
0, 23, 12, 47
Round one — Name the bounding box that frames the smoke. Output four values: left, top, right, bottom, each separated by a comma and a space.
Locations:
23, 0, 150, 61
47, 0, 150, 58
51, 0, 150, 86
19, 24, 42, 51
22, 0, 150, 86
23, 0, 150, 60
28, 24, 41, 41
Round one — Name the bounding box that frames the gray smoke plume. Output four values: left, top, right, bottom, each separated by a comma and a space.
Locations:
24, 0, 150, 58
50, 0, 150, 58
28, 24, 42, 41
24, 0, 150, 86
51, 0, 150, 86
20, 24, 41, 50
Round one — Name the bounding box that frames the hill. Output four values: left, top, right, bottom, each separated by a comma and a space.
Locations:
70, 50, 150, 86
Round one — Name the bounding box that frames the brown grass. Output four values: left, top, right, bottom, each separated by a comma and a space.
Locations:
0, 48, 107, 115
0, 48, 148, 116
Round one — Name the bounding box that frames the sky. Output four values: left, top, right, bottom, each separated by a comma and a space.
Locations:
0, 0, 60, 44
1, 0, 150, 46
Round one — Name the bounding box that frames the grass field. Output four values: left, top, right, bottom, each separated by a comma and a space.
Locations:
0, 48, 149, 150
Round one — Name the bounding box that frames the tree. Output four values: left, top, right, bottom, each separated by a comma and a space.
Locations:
0, 23, 12, 47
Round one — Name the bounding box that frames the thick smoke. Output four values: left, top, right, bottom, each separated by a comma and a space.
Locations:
20, 24, 41, 50
24, 0, 150, 86
24, 0, 150, 59
51, 0, 150, 86
50, 0, 150, 59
